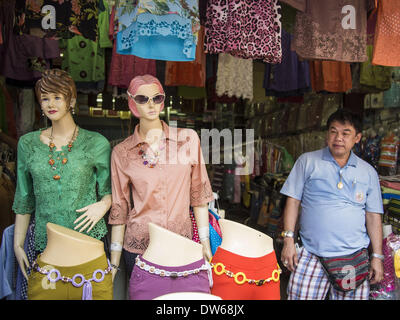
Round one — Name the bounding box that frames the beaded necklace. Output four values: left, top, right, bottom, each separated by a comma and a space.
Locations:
138, 139, 166, 168
48, 125, 78, 180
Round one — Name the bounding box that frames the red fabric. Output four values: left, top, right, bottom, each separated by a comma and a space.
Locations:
211, 247, 280, 300
209, 211, 222, 237
165, 26, 206, 87
107, 5, 156, 88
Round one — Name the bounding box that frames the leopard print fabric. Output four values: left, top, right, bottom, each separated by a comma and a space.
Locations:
205, 0, 282, 64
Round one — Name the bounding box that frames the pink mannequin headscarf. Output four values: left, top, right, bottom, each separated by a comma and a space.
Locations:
127, 74, 165, 118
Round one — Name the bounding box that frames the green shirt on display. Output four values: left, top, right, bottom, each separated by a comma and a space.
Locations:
12, 128, 111, 252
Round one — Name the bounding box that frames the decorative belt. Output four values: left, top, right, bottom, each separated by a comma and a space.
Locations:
135, 256, 213, 287
210, 260, 282, 286
32, 259, 112, 300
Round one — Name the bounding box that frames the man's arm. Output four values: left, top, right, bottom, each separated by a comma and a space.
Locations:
281, 196, 301, 272
366, 211, 384, 284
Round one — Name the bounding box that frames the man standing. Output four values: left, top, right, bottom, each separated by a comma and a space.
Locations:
280, 109, 384, 300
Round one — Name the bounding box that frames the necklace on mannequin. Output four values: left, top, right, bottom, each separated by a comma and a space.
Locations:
138, 140, 166, 168
48, 125, 78, 180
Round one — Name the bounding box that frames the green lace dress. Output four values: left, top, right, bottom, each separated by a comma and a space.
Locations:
12, 128, 111, 252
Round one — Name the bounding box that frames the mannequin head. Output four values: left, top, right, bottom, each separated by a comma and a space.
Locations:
127, 75, 165, 118
35, 69, 77, 119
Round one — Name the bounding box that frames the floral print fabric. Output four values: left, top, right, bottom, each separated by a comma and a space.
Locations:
116, 0, 200, 61
292, 0, 368, 63
108, 3, 156, 89
205, 0, 282, 64
14, 0, 99, 41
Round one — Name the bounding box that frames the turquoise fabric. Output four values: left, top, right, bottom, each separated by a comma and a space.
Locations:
117, 13, 196, 61
115, 0, 200, 61
12, 128, 111, 252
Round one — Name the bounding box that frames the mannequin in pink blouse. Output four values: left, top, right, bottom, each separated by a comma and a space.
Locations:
110, 75, 213, 281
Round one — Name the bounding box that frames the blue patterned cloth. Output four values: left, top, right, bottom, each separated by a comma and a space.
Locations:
117, 13, 196, 61
209, 210, 222, 256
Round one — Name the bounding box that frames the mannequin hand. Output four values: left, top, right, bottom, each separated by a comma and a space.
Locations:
200, 239, 213, 262
14, 245, 30, 280
74, 200, 109, 233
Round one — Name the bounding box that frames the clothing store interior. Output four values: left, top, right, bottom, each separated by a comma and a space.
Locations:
1, 0, 400, 302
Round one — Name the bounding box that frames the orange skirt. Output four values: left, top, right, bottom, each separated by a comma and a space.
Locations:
210, 247, 281, 300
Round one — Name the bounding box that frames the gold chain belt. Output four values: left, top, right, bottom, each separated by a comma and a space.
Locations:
210, 261, 281, 286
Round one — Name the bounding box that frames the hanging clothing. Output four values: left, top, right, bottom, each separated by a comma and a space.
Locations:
280, 0, 306, 12
165, 26, 206, 88
383, 68, 400, 108
350, 8, 392, 93
15, 89, 36, 138
12, 128, 111, 252
216, 53, 253, 100
292, 0, 368, 62
116, 0, 200, 61
15, 219, 36, 300
206, 55, 238, 104
0, 85, 17, 139
359, 45, 392, 92
205, 0, 282, 64
0, 225, 16, 300
60, 0, 112, 90
0, 172, 15, 245
378, 133, 399, 176
372, 0, 400, 67
309, 60, 353, 93
264, 29, 310, 97
0, 1, 60, 82
252, 62, 268, 103
109, 121, 214, 255
107, 4, 156, 89
14, 0, 99, 41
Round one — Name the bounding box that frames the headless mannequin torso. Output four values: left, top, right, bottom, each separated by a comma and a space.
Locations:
210, 219, 281, 300
142, 223, 204, 266
130, 223, 212, 300
219, 219, 274, 257
40, 223, 105, 266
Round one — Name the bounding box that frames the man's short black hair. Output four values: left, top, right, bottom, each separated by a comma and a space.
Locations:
326, 108, 362, 134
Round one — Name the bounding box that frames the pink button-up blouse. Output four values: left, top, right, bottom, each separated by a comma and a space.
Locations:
109, 121, 214, 254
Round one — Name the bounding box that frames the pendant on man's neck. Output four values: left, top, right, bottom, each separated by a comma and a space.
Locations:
337, 182, 344, 189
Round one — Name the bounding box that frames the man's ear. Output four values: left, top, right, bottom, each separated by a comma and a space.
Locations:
355, 131, 362, 144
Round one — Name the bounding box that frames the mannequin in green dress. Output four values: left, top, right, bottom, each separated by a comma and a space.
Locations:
13, 69, 112, 280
